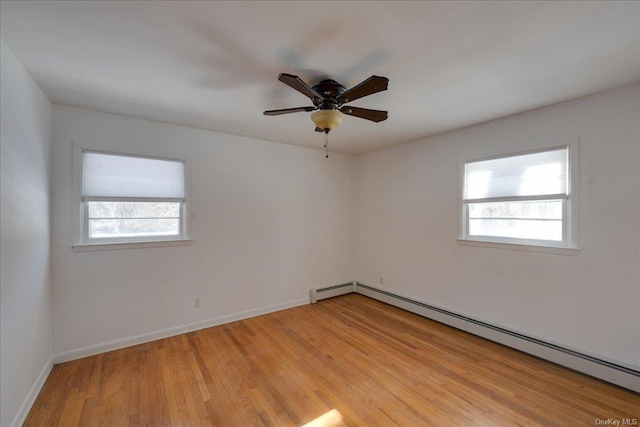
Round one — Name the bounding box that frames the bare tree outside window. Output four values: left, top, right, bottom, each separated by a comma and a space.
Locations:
87, 202, 180, 238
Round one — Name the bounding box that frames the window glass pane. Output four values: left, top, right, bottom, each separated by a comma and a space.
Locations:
468, 200, 562, 220
87, 201, 180, 239
83, 152, 184, 198
89, 219, 179, 239
468, 200, 563, 241
465, 148, 567, 199
88, 202, 179, 219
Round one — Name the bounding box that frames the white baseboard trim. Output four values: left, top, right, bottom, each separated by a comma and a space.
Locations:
11, 355, 54, 427
354, 282, 640, 393
53, 297, 309, 364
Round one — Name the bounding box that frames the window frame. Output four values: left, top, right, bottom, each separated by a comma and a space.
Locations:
72, 144, 191, 251
459, 140, 579, 251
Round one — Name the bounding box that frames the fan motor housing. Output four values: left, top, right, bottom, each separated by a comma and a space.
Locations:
312, 79, 346, 110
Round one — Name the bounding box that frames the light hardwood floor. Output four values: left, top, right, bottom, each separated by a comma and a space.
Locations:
25, 294, 639, 426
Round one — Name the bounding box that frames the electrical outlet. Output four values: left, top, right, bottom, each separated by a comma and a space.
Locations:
194, 298, 200, 308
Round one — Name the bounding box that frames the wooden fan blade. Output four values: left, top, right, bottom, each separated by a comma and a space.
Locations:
278, 73, 324, 101
264, 106, 317, 116
340, 106, 388, 122
337, 76, 388, 104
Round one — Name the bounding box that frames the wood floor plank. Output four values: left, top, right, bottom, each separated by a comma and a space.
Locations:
25, 294, 640, 426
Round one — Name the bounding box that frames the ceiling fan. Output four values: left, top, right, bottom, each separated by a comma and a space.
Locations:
264, 73, 389, 137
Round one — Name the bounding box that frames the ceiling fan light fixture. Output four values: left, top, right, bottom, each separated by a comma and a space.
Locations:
311, 110, 344, 131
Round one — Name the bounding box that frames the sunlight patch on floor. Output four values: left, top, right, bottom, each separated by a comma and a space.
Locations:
300, 409, 344, 427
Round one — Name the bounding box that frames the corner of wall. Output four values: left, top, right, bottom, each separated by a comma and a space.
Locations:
1, 39, 54, 427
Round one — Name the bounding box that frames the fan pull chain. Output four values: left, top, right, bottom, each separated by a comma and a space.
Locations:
324, 130, 329, 158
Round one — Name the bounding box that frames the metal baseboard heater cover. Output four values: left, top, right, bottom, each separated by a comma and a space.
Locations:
310, 282, 356, 304
309, 281, 640, 393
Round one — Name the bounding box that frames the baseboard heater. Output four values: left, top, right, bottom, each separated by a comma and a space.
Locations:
310, 282, 356, 304
310, 281, 640, 393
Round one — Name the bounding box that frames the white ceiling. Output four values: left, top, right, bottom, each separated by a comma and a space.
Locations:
1, 1, 639, 155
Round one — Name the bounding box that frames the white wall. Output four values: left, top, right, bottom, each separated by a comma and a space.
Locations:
354, 84, 640, 368
0, 41, 53, 427
51, 106, 354, 356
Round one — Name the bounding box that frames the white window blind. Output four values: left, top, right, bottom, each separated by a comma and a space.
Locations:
464, 148, 567, 200
83, 152, 185, 199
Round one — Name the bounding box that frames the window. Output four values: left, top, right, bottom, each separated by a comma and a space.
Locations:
461, 145, 577, 248
80, 151, 187, 245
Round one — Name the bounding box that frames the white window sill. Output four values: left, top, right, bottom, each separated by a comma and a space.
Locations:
457, 238, 580, 256
72, 239, 192, 252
